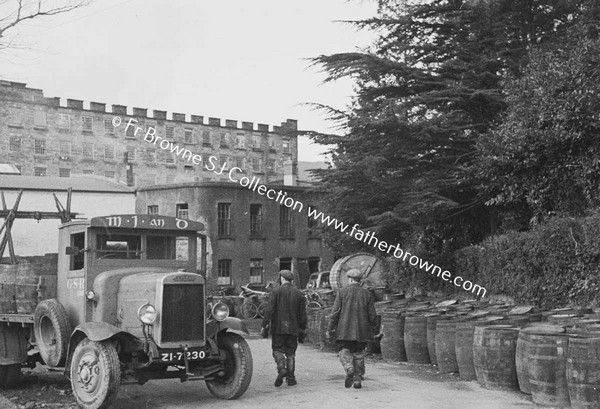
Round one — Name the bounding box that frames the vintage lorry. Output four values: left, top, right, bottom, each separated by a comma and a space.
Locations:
0, 214, 253, 409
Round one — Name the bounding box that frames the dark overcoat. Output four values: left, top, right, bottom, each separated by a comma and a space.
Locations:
261, 282, 307, 336
328, 283, 377, 342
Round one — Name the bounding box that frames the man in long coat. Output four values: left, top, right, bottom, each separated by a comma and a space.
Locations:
261, 269, 307, 387
326, 268, 378, 389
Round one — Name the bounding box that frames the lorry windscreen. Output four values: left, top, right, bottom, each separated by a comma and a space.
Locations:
95, 234, 189, 261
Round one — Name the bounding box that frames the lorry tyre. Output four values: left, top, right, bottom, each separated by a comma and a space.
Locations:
0, 364, 22, 388
70, 338, 120, 409
206, 331, 253, 399
34, 299, 72, 367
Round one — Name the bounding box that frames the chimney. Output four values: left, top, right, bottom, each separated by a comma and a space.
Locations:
283, 160, 297, 186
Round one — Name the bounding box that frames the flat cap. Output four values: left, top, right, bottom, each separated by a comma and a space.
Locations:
346, 269, 363, 279
279, 270, 294, 280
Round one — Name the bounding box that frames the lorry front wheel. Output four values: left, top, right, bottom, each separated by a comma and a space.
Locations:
205, 331, 253, 400
70, 338, 120, 409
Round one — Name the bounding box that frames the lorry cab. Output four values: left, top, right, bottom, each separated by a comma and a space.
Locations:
57, 214, 207, 329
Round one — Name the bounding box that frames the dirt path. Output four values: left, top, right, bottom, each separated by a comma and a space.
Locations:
1, 332, 536, 409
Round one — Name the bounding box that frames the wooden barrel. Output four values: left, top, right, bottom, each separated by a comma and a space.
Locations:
456, 321, 478, 380
380, 311, 407, 362
0, 264, 17, 314
404, 315, 430, 364
16, 262, 39, 314
426, 314, 445, 366
528, 331, 570, 407
329, 253, 386, 290
567, 335, 600, 409
516, 325, 565, 395
474, 325, 520, 390
307, 307, 321, 345
436, 319, 460, 373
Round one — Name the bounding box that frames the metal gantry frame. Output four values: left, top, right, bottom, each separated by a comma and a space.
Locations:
0, 188, 78, 263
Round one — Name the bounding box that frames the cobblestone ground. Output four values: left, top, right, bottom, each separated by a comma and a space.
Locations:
0, 325, 536, 409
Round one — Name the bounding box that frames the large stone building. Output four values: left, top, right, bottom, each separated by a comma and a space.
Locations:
136, 182, 333, 291
0, 80, 299, 186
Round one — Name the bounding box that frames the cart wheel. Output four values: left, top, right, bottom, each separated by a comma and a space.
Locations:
240, 301, 258, 319
257, 302, 268, 318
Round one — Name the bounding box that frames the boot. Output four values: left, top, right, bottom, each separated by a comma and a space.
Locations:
353, 357, 365, 389
273, 351, 287, 387
339, 349, 354, 388
286, 356, 297, 386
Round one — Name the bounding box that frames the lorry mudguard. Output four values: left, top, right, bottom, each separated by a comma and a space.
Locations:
206, 317, 249, 338
64, 322, 141, 377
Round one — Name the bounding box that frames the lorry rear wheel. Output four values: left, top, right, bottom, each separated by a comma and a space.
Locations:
70, 338, 120, 409
34, 299, 72, 367
205, 331, 253, 400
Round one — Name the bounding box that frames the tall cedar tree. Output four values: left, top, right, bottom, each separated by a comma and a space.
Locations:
311, 0, 578, 257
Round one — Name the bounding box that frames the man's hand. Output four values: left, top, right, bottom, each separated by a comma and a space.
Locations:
298, 329, 307, 343
260, 325, 269, 339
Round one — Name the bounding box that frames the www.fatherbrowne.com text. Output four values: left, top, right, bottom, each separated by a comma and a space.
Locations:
114, 116, 487, 298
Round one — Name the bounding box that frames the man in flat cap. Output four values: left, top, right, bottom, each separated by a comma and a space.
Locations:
261, 269, 307, 387
327, 268, 378, 389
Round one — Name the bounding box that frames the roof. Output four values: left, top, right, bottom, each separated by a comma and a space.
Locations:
297, 161, 330, 183
0, 175, 135, 194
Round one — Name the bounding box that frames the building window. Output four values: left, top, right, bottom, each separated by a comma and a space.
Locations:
8, 111, 22, 126
34, 167, 47, 177
104, 145, 115, 160
236, 157, 245, 170
202, 154, 211, 170
236, 134, 245, 149
176, 203, 189, 219
33, 111, 47, 128
252, 158, 262, 173
82, 116, 94, 132
146, 148, 156, 164
104, 170, 115, 179
307, 205, 319, 228
217, 203, 232, 236
220, 156, 228, 171
253, 135, 261, 149
202, 130, 211, 146
126, 146, 136, 162
279, 257, 292, 271
59, 168, 71, 178
166, 126, 175, 140
280, 205, 293, 236
125, 124, 135, 138
82, 142, 94, 158
58, 114, 71, 130
220, 132, 229, 148
60, 141, 71, 157
147, 205, 159, 215
250, 259, 263, 284
267, 159, 276, 174
34, 139, 46, 155
217, 259, 232, 286
165, 152, 175, 165
249, 204, 263, 236
268, 137, 275, 149
104, 119, 114, 134
9, 136, 21, 152
283, 139, 290, 154
83, 169, 94, 175
184, 128, 193, 143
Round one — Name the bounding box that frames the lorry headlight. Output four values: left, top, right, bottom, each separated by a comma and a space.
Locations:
211, 302, 229, 321
86, 290, 96, 301
138, 303, 158, 324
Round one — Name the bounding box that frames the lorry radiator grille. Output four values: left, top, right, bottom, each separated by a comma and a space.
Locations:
161, 284, 204, 343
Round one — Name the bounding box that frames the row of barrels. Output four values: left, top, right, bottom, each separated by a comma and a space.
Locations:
378, 298, 600, 408
306, 307, 338, 352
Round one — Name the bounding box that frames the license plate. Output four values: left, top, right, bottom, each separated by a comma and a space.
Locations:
160, 349, 207, 362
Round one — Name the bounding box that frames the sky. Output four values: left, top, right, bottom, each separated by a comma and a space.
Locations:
0, 0, 378, 162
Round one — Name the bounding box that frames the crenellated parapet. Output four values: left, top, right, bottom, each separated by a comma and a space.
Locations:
0, 80, 297, 133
